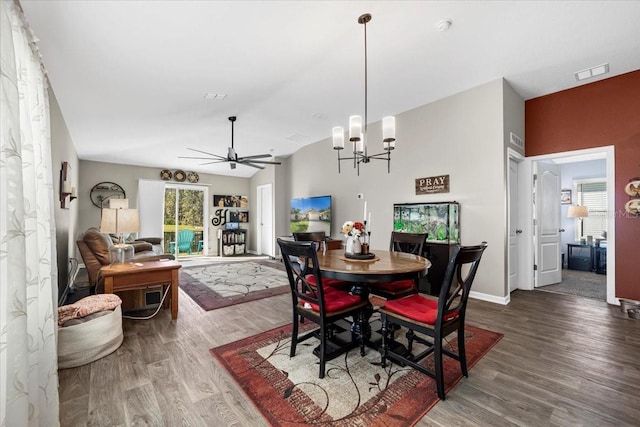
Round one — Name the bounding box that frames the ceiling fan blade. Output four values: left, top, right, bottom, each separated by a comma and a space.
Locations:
238, 159, 282, 165
199, 160, 228, 165
241, 162, 265, 169
186, 148, 227, 160
179, 155, 223, 160
237, 154, 272, 160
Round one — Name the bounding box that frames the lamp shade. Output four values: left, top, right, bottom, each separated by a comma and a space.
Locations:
332, 126, 344, 149
100, 208, 140, 234
109, 198, 129, 209
382, 116, 396, 144
348, 115, 362, 141
567, 205, 588, 218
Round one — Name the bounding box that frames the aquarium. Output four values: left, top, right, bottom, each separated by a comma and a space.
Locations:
393, 202, 460, 243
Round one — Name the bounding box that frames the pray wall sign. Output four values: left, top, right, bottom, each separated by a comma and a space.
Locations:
415, 174, 450, 195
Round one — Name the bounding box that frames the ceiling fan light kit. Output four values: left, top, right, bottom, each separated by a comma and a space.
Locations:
332, 13, 396, 175
181, 116, 281, 170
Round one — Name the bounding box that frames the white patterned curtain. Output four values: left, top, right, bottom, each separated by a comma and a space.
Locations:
1, 1, 60, 426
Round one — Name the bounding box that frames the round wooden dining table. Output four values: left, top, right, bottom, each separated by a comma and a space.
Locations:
316, 248, 431, 284
315, 248, 431, 346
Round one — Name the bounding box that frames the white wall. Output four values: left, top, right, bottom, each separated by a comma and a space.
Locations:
50, 88, 79, 295
286, 79, 515, 300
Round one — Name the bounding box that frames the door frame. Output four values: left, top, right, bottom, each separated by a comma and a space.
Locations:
518, 146, 616, 305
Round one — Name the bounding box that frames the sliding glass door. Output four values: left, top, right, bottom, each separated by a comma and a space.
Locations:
164, 184, 208, 258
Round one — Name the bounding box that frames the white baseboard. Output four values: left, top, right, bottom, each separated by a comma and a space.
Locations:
469, 290, 510, 305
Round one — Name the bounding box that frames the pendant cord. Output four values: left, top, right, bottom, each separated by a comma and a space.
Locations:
363, 20, 368, 157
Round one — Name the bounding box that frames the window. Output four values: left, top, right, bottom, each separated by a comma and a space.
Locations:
574, 179, 607, 240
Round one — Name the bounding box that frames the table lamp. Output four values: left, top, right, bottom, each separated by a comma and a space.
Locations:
567, 205, 588, 241
100, 199, 140, 264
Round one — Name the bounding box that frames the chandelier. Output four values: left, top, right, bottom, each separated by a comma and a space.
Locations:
332, 13, 396, 175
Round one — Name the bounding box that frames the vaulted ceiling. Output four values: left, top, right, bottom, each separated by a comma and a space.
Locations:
20, 1, 640, 177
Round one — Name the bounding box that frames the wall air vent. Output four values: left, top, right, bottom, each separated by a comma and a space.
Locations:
510, 132, 524, 150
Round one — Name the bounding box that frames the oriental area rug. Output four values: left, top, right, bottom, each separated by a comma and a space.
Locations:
179, 261, 289, 311
210, 322, 503, 426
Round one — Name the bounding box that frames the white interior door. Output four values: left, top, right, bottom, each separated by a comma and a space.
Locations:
257, 184, 273, 257
508, 157, 521, 292
534, 161, 562, 287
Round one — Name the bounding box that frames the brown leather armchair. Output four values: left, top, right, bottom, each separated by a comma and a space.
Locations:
77, 228, 174, 294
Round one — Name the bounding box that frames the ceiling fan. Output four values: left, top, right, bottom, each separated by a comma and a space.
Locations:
180, 116, 281, 170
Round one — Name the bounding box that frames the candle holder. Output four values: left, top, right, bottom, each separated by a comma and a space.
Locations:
59, 161, 77, 209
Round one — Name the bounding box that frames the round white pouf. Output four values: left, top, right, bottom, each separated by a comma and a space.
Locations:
58, 305, 124, 369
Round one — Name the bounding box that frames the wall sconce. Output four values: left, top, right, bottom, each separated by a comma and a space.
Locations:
59, 161, 77, 209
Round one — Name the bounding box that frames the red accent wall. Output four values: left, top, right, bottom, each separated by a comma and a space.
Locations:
526, 70, 640, 300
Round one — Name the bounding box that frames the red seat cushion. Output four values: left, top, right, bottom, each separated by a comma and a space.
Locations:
301, 287, 362, 313
369, 279, 415, 292
383, 294, 459, 325
305, 274, 348, 288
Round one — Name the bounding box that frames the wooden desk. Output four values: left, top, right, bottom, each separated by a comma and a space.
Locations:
101, 260, 181, 319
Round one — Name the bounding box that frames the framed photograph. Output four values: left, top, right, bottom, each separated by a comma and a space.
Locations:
238, 211, 249, 223
214, 195, 248, 208
561, 189, 572, 204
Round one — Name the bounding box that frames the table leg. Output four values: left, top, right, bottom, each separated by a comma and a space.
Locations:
104, 277, 114, 295
350, 283, 373, 347
171, 269, 179, 319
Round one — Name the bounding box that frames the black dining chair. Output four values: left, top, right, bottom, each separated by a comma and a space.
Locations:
293, 232, 349, 289
277, 238, 368, 378
368, 231, 427, 300
379, 241, 488, 400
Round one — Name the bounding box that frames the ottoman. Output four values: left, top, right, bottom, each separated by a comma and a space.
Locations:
57, 294, 124, 369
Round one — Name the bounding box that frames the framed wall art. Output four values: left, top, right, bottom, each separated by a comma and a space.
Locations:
560, 189, 572, 204
214, 195, 248, 208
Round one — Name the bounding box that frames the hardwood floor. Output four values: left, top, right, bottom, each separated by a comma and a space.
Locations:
58, 288, 640, 426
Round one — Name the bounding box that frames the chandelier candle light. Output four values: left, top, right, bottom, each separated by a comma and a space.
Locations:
332, 13, 396, 175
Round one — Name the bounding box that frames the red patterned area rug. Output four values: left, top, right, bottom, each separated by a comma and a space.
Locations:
210, 322, 503, 426
180, 261, 289, 311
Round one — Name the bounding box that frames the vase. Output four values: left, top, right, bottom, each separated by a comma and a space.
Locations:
345, 235, 362, 255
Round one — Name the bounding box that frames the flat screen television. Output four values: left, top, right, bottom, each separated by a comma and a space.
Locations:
290, 195, 332, 235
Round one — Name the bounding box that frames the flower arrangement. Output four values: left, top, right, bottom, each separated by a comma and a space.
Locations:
342, 221, 365, 238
